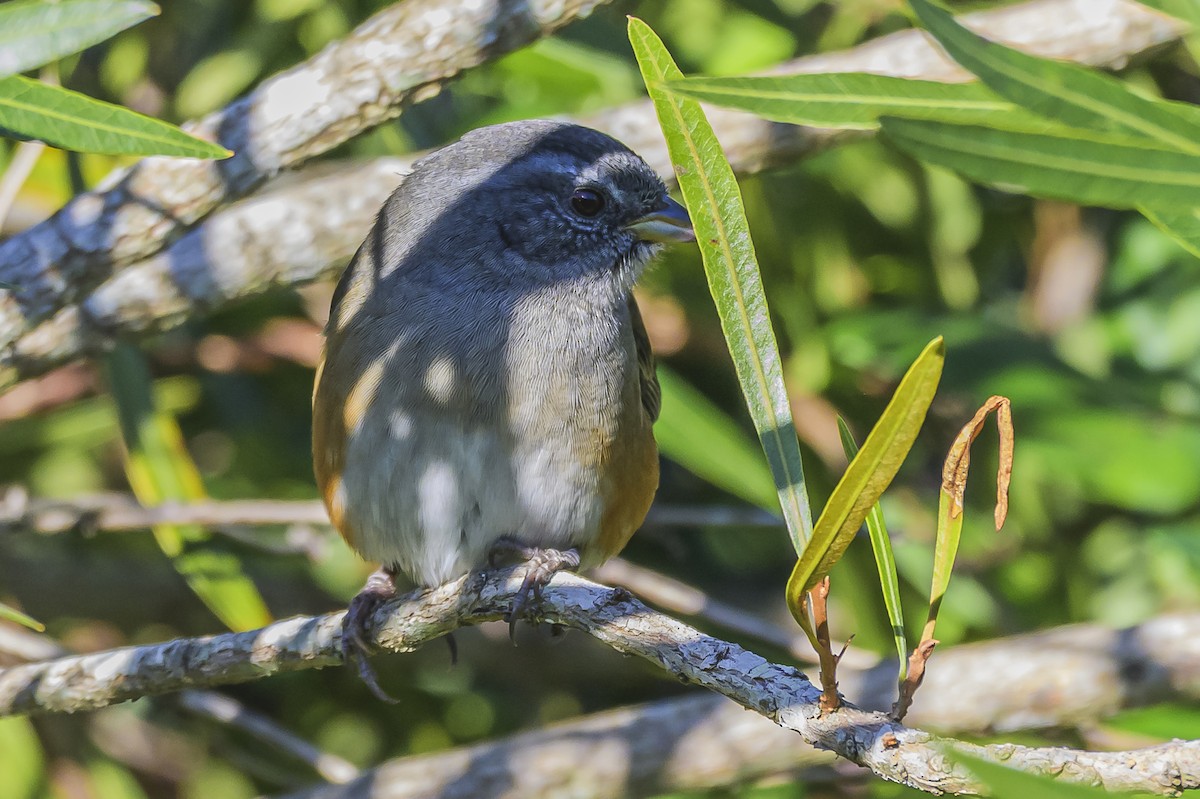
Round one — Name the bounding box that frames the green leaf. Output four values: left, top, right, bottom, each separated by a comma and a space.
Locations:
881, 116, 1200, 208
1141, 205, 1200, 259
837, 417, 907, 681
663, 73, 1017, 130
908, 0, 1200, 154
0, 0, 159, 78
1135, 0, 1200, 26
0, 717, 44, 799
0, 602, 45, 632
656, 367, 779, 511
630, 17, 814, 554
0, 75, 230, 157
786, 337, 943, 623
949, 750, 1113, 799
927, 488, 963, 640
105, 344, 270, 632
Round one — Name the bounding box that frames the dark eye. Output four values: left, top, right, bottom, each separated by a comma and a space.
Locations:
570, 188, 606, 217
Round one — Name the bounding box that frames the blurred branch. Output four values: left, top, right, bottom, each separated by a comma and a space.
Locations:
0, 0, 614, 377
0, 140, 46, 232
1, 0, 1187, 386
0, 488, 776, 535
1, 569, 1198, 795
177, 690, 360, 785
0, 623, 360, 785
279, 607, 1200, 799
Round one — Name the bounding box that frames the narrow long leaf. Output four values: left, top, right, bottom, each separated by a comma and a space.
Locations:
656, 367, 779, 511
663, 73, 1016, 130
0, 76, 230, 157
787, 337, 944, 624
1141, 205, 1200, 259
630, 17, 814, 553
908, 0, 1200, 153
837, 417, 907, 682
925, 488, 962, 642
0, 603, 45, 632
882, 116, 1200, 209
105, 344, 270, 632
0, 0, 159, 78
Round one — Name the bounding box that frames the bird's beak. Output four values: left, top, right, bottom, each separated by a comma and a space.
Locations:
625, 196, 695, 244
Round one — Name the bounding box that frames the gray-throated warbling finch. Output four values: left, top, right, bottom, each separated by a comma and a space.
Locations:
313, 120, 695, 696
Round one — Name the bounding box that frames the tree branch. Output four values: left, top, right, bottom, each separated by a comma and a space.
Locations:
1, 0, 1187, 388
1, 568, 1197, 795
0, 0, 613, 373
276, 610, 1200, 799
0, 489, 778, 535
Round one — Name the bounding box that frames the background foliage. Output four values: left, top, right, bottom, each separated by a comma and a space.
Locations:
3, 0, 1200, 797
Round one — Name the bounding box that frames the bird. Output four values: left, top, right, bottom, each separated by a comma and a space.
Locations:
312, 119, 694, 697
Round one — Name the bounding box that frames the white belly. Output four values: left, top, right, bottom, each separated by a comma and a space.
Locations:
338, 408, 610, 586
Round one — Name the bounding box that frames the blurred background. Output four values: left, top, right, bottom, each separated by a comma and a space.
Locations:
2, 0, 1200, 797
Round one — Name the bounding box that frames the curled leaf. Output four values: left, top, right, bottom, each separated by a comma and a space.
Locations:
941, 394, 1014, 530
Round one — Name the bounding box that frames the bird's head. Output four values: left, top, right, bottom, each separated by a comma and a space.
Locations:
390, 120, 694, 294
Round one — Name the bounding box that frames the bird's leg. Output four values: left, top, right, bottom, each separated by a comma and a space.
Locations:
343, 566, 400, 703
487, 537, 581, 643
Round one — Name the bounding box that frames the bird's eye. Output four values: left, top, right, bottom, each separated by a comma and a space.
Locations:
570, 188, 606, 217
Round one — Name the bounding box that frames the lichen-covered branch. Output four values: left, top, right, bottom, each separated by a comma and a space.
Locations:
1, 568, 1197, 795
277, 611, 1200, 799
0, 0, 613, 370
1, 0, 1188, 388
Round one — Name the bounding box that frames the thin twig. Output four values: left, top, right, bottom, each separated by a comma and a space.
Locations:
0, 489, 781, 535
178, 691, 360, 784
810, 577, 843, 712
892, 638, 938, 722
0, 140, 46, 233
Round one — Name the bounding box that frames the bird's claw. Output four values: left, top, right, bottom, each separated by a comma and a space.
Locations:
488, 541, 581, 644
342, 568, 401, 704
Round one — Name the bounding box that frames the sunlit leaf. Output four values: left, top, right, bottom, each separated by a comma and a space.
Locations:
663, 72, 1017, 130
630, 17, 814, 554
1141, 205, 1200, 259
0, 602, 44, 632
105, 344, 270, 632
0, 76, 230, 157
0, 0, 159, 78
0, 717, 43, 799
837, 417, 907, 682
786, 337, 943, 624
908, 0, 1200, 154
881, 116, 1200, 208
656, 367, 779, 511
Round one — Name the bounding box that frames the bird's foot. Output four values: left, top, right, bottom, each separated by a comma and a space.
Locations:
342, 567, 400, 703
487, 538, 580, 643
